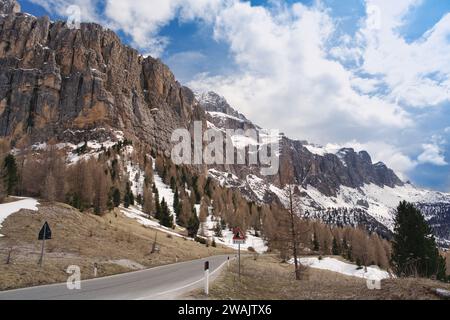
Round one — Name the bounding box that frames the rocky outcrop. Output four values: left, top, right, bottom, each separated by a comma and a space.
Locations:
198, 91, 403, 196
0, 0, 202, 151
0, 0, 20, 15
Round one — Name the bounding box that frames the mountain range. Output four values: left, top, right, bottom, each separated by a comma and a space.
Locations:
0, 0, 448, 246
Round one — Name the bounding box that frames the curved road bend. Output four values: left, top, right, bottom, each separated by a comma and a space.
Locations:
0, 255, 234, 300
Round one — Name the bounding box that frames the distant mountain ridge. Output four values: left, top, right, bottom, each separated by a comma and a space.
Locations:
197, 91, 450, 246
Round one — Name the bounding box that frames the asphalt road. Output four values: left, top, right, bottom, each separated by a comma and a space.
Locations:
0, 255, 234, 300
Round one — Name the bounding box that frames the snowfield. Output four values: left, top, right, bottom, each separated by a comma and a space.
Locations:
202, 214, 268, 254
293, 257, 392, 281
120, 205, 188, 240
0, 198, 40, 237
209, 164, 450, 232
151, 157, 177, 226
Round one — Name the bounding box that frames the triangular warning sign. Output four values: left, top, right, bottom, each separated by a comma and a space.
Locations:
233, 227, 246, 240
38, 222, 52, 240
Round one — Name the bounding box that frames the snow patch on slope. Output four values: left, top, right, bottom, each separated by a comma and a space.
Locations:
202, 214, 268, 254
293, 257, 392, 281
0, 198, 39, 237
151, 157, 176, 226
120, 206, 187, 239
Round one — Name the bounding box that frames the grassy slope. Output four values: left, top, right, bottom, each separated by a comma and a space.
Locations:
189, 255, 450, 300
0, 202, 234, 291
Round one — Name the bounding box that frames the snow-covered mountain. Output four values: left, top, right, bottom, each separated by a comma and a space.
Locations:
197, 92, 450, 247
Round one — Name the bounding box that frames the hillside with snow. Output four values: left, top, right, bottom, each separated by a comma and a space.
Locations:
0, 198, 39, 237
197, 91, 450, 246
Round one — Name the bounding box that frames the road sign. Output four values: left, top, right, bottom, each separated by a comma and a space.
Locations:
38, 222, 52, 267
233, 227, 246, 245
232, 228, 246, 281
38, 222, 52, 240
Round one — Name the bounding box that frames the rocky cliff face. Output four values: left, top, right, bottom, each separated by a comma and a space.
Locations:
198, 91, 450, 246
0, 0, 20, 14
0, 0, 202, 151
198, 91, 403, 197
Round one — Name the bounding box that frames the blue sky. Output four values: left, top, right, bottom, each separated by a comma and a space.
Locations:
20, 0, 450, 192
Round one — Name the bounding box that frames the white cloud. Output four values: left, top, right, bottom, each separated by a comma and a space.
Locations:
189, 1, 412, 146
355, 0, 450, 107
31, 0, 228, 57
30, 0, 100, 22
417, 143, 448, 166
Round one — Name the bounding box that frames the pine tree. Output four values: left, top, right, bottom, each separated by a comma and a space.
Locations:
173, 186, 181, 219
159, 198, 174, 229
124, 182, 134, 207
170, 176, 176, 191
214, 222, 223, 237
332, 237, 340, 255
187, 209, 200, 238
313, 232, 320, 251
124, 193, 130, 208
0, 166, 6, 203
154, 185, 161, 219
392, 201, 447, 280
112, 188, 121, 207
3, 154, 18, 196
342, 237, 352, 261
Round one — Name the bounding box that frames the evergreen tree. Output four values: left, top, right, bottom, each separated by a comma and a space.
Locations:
129, 191, 135, 206
187, 210, 200, 238
112, 188, 121, 207
136, 194, 143, 206
173, 186, 181, 219
170, 176, 176, 191
342, 238, 352, 261
392, 201, 447, 280
154, 185, 161, 219
3, 154, 18, 196
332, 237, 340, 255
220, 218, 227, 230
214, 222, 223, 237
313, 232, 320, 251
124, 193, 130, 208
159, 198, 174, 229
124, 182, 135, 206
0, 169, 6, 203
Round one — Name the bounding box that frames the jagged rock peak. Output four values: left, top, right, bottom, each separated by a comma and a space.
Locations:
0, 0, 20, 14
196, 91, 248, 121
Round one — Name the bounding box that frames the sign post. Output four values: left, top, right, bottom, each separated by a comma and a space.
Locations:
38, 222, 52, 267
232, 228, 246, 281
204, 261, 210, 296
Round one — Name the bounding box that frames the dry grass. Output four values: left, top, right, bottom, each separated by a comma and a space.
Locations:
189, 255, 450, 300
0, 203, 234, 291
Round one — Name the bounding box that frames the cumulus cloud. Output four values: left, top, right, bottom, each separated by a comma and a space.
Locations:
416, 135, 448, 166
355, 0, 450, 108
417, 143, 448, 166
189, 1, 412, 146
30, 0, 228, 56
